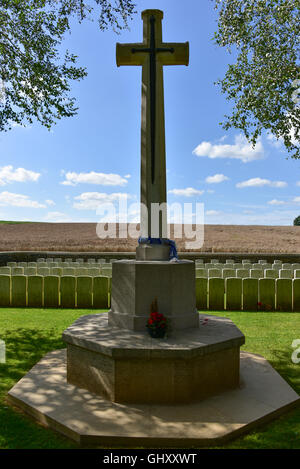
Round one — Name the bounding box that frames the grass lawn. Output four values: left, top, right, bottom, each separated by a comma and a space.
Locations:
0, 308, 299, 449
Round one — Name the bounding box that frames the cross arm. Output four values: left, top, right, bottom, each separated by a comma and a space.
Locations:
159, 42, 189, 66
116, 43, 146, 67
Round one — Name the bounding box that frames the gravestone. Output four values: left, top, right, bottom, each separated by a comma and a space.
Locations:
250, 269, 264, 279
12, 267, 24, 275
51, 267, 63, 276
222, 268, 236, 279
208, 278, 224, 310
44, 276, 60, 308
11, 275, 26, 307
293, 279, 300, 311
0, 275, 10, 306
265, 269, 277, 279
77, 276, 93, 308
226, 278, 242, 311
208, 268, 221, 278
243, 278, 258, 311
236, 269, 250, 279
280, 269, 293, 279
60, 276, 76, 308
276, 279, 292, 311
195, 268, 207, 278
195, 277, 207, 310
259, 278, 275, 310
93, 276, 109, 308
27, 276, 43, 307
25, 267, 37, 276
37, 267, 50, 276
0, 267, 11, 275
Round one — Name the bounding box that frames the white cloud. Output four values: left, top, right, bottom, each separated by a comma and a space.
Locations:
267, 134, 283, 149
205, 174, 229, 184
268, 199, 286, 205
206, 210, 222, 216
44, 211, 71, 222
202, 209, 299, 226
218, 136, 227, 142
168, 187, 204, 197
45, 199, 55, 206
293, 197, 300, 203
236, 178, 287, 188
73, 192, 130, 210
193, 134, 265, 163
61, 171, 128, 187
0, 191, 46, 208
0, 166, 40, 185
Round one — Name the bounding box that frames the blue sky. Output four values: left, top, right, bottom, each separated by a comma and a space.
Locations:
0, 0, 299, 225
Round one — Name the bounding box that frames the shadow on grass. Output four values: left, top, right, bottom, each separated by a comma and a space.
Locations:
268, 347, 300, 395
0, 328, 77, 449
219, 346, 300, 449
0, 327, 63, 388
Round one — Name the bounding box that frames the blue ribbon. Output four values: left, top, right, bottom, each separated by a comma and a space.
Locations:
138, 237, 178, 260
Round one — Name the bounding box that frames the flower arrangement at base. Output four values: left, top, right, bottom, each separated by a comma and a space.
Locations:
146, 298, 167, 338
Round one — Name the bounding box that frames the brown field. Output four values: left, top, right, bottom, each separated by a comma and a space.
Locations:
0, 223, 300, 253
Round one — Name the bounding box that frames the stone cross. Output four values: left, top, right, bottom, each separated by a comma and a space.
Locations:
116, 9, 189, 248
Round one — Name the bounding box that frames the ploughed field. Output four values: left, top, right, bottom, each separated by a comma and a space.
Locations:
0, 222, 300, 253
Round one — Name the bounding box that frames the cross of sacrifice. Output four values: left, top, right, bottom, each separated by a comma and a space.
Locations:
116, 10, 189, 241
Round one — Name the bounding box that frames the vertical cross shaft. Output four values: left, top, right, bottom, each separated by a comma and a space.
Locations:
132, 15, 175, 184
116, 9, 189, 246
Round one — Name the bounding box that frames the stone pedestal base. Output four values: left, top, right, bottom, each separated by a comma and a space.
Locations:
62, 313, 245, 404
136, 243, 170, 261
8, 348, 300, 447
108, 259, 198, 332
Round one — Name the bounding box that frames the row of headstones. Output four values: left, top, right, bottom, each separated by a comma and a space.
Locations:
0, 275, 110, 308
195, 259, 299, 268
0, 272, 297, 311
36, 258, 112, 263
195, 268, 300, 279
196, 277, 300, 311
6, 260, 113, 267
195, 259, 300, 279
0, 265, 112, 277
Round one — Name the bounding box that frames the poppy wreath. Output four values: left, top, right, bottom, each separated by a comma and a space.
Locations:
146, 299, 167, 338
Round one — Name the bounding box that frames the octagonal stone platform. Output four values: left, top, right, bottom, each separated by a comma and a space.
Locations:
62, 313, 245, 404
7, 347, 299, 447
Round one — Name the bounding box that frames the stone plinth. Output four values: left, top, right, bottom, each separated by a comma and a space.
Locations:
7, 349, 300, 447
108, 259, 198, 331
136, 243, 170, 261
62, 313, 245, 404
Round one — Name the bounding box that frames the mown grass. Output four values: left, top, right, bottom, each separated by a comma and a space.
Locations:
208, 311, 300, 449
0, 309, 299, 449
